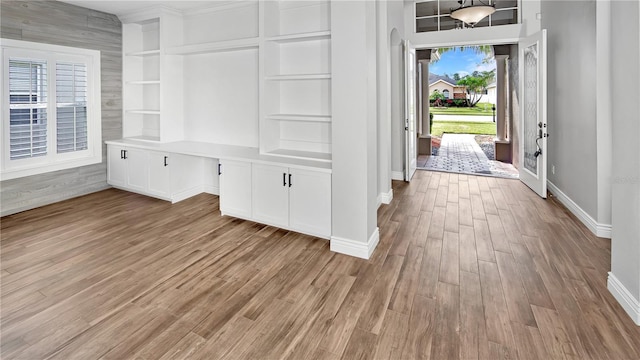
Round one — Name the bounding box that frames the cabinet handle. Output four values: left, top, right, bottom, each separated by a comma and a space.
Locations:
164, 156, 168, 167
218, 163, 222, 175
283, 173, 287, 187
123, 150, 127, 159
289, 173, 292, 187
120, 150, 124, 159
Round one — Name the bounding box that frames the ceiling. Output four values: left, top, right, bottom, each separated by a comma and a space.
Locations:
58, 1, 232, 17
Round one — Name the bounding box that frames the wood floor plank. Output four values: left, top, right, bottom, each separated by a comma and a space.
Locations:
340, 327, 378, 360
459, 225, 479, 274
477, 260, 518, 358
459, 271, 489, 360
438, 231, 460, 285
531, 305, 581, 360
444, 201, 460, 233
399, 295, 436, 359
458, 197, 474, 227
470, 194, 486, 220
486, 213, 512, 254
388, 243, 424, 314
373, 310, 409, 360
355, 255, 404, 334
494, 251, 537, 327
416, 236, 443, 300
473, 219, 496, 263
431, 281, 460, 359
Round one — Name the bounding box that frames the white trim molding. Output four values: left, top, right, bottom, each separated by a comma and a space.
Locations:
330, 227, 380, 259
377, 188, 393, 208
391, 171, 404, 181
608, 272, 640, 326
547, 181, 612, 238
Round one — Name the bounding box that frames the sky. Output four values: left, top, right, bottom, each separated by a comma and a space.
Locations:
429, 47, 496, 78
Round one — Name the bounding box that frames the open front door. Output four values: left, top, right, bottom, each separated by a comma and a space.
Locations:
404, 40, 417, 182
519, 30, 548, 198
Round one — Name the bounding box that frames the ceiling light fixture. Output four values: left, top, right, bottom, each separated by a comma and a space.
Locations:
450, 0, 496, 27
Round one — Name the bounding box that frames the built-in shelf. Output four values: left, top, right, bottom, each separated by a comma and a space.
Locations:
126, 49, 161, 57
265, 74, 331, 81
126, 110, 161, 115
166, 37, 260, 55
266, 30, 331, 43
127, 80, 160, 85
266, 114, 331, 123
265, 148, 332, 163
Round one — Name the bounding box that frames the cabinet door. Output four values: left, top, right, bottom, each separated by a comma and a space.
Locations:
289, 168, 331, 238
148, 151, 171, 199
107, 145, 127, 187
125, 148, 149, 193
219, 159, 252, 218
252, 163, 289, 228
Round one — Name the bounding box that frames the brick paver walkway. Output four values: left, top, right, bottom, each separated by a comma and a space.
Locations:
418, 134, 519, 179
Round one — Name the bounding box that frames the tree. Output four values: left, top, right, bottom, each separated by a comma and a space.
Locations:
457, 70, 495, 107
453, 73, 461, 81
430, 90, 445, 107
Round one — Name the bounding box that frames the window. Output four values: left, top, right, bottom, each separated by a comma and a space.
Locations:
1, 39, 101, 180
416, 0, 519, 33
443, 89, 450, 99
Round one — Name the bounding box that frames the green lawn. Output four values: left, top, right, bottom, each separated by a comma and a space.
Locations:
431, 121, 496, 137
430, 102, 495, 116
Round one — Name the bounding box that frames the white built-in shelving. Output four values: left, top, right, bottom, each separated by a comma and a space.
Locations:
260, 0, 333, 163
120, 0, 333, 163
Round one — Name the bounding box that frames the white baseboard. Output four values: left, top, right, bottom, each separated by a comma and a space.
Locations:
330, 227, 380, 259
377, 188, 393, 208
608, 272, 640, 326
547, 181, 612, 239
391, 171, 404, 181
202, 185, 219, 196
172, 186, 206, 203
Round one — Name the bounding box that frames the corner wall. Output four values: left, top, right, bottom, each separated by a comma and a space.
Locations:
0, 1, 122, 216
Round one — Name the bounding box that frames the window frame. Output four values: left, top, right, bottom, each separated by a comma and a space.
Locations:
1, 39, 102, 181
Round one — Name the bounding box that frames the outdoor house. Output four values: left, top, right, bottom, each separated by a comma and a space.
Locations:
1, 0, 639, 358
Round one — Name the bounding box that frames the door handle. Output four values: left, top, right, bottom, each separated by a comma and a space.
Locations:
164, 156, 168, 167
283, 173, 287, 187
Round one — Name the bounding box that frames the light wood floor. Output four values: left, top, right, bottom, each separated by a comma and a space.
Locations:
2, 170, 640, 359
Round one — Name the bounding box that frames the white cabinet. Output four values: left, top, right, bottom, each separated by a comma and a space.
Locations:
219, 159, 252, 218
107, 145, 147, 192
107, 144, 203, 203
107, 145, 127, 187
252, 163, 289, 228
252, 163, 331, 238
288, 168, 331, 238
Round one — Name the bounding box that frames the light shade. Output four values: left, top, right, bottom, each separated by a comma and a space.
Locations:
450, 5, 496, 27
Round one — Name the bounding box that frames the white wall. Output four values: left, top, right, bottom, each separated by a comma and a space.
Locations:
182, 50, 260, 147
542, 0, 598, 221
609, 0, 640, 325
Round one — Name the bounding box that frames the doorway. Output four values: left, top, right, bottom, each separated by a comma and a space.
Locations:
414, 44, 519, 179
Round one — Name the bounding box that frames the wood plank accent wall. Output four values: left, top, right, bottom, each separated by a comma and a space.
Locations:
0, 0, 122, 217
